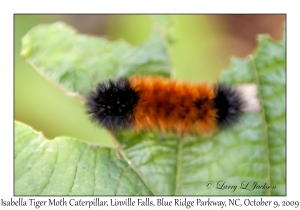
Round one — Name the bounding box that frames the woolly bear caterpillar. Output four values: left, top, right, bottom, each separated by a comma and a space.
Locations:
86, 75, 259, 134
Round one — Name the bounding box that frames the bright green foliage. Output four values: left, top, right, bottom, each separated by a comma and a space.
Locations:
17, 19, 286, 195
21, 20, 171, 97
15, 121, 152, 195
220, 34, 286, 195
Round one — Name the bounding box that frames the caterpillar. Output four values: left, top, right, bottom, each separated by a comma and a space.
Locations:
86, 75, 259, 135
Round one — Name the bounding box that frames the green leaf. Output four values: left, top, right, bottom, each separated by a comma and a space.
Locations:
115, 31, 285, 196
19, 19, 285, 195
14, 121, 152, 195
21, 21, 172, 98
220, 34, 286, 195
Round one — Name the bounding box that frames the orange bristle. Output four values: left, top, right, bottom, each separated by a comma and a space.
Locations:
130, 76, 217, 134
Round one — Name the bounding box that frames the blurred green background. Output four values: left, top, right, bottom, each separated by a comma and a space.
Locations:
14, 14, 285, 148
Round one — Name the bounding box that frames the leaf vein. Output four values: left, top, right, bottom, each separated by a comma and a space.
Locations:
69, 144, 88, 195
40, 143, 58, 195
174, 139, 183, 195
252, 46, 272, 195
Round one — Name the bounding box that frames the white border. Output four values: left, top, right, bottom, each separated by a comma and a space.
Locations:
2, 1, 299, 209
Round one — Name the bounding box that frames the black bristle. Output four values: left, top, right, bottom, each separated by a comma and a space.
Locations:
86, 78, 139, 130
213, 84, 244, 127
